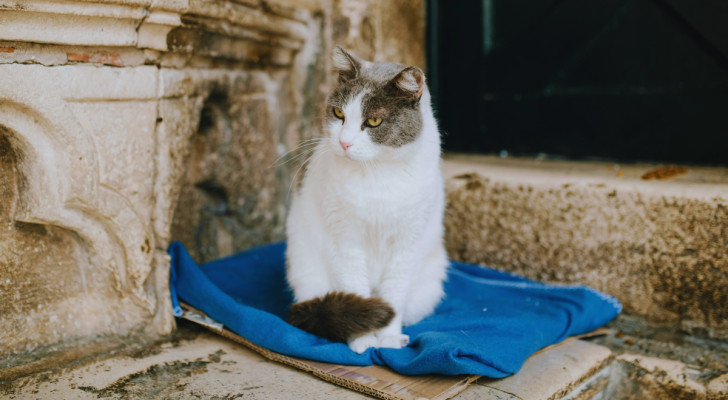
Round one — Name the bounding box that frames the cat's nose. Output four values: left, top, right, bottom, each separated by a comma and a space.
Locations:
339, 140, 353, 150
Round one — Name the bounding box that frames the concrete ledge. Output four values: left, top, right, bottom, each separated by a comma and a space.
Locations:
442, 154, 728, 338
471, 339, 613, 400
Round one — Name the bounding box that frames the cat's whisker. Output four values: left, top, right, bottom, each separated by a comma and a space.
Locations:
286, 153, 313, 202
272, 138, 327, 166
270, 143, 318, 169
272, 145, 320, 169
270, 139, 328, 168
287, 145, 330, 202
290, 147, 329, 198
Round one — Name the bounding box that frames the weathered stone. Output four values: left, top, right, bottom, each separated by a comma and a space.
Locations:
477, 340, 613, 400
169, 75, 288, 263
593, 314, 728, 382
708, 374, 728, 397
0, 134, 99, 354
0, 65, 163, 360
443, 155, 728, 338
138, 11, 182, 51
0, 6, 143, 47
0, 324, 370, 399
619, 354, 706, 395
331, 0, 425, 69
152, 96, 204, 246
0, 0, 428, 380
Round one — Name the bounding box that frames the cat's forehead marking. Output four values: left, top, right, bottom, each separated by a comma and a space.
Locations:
360, 62, 406, 83
330, 62, 406, 102
342, 91, 365, 121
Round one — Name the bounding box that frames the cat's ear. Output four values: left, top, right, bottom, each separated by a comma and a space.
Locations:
389, 66, 425, 102
332, 46, 362, 82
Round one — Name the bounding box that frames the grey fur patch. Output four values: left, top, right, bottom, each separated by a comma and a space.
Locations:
326, 48, 426, 148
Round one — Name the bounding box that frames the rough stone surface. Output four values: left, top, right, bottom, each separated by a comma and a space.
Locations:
0, 321, 611, 400
0, 133, 111, 356
3, 314, 722, 399
0, 0, 427, 379
708, 374, 728, 397
169, 72, 290, 263
476, 339, 613, 400
443, 154, 728, 338
593, 314, 728, 380
0, 65, 162, 361
617, 354, 707, 397
331, 0, 425, 68
0, 322, 375, 400
592, 353, 728, 399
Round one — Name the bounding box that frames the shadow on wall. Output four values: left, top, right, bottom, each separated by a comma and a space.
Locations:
170, 88, 286, 264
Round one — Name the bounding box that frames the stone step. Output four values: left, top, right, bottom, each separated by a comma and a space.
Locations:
5, 320, 725, 399
442, 154, 728, 340
463, 339, 612, 400
589, 313, 728, 399
0, 321, 616, 400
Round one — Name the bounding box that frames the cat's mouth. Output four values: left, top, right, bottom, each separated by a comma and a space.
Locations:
340, 149, 373, 162
340, 150, 363, 161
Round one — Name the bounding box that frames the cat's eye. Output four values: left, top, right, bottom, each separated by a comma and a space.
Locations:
365, 117, 383, 127
333, 107, 345, 119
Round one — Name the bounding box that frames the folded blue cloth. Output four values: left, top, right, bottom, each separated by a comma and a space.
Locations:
169, 241, 620, 377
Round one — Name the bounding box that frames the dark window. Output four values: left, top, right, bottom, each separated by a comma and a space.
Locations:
428, 0, 728, 165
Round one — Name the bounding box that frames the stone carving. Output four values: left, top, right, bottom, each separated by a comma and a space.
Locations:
0, 0, 426, 371
0, 70, 159, 354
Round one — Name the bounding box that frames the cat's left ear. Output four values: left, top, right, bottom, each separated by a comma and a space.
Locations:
389, 66, 425, 102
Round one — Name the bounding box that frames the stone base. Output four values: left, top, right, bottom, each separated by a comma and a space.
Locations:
0, 0, 426, 371
443, 154, 728, 338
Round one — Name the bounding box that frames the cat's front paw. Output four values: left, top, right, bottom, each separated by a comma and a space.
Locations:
348, 334, 378, 354
377, 333, 410, 349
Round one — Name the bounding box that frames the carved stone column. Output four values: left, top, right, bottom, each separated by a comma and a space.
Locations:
0, 0, 321, 366
0, 0, 425, 374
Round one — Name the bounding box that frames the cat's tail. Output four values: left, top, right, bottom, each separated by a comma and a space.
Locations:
288, 291, 394, 343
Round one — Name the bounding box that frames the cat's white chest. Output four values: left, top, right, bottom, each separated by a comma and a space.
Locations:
326, 162, 424, 224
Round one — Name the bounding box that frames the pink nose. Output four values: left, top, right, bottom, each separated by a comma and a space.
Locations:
339, 140, 353, 150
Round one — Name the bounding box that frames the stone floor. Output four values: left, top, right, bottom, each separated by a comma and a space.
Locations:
3, 317, 725, 400
0, 320, 600, 400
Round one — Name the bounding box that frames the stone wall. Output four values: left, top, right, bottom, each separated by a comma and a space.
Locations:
0, 0, 425, 372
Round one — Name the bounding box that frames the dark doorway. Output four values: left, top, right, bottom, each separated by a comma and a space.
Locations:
427, 0, 728, 165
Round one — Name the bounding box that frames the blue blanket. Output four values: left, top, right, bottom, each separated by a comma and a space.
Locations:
169, 241, 620, 377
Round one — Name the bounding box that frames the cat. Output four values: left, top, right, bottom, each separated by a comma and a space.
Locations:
286, 46, 448, 354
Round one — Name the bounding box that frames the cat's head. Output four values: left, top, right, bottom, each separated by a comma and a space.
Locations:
324, 47, 427, 162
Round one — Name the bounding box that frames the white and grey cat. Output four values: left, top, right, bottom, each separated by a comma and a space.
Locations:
286, 47, 448, 354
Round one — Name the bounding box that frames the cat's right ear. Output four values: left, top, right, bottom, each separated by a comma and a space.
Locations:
332, 46, 362, 82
